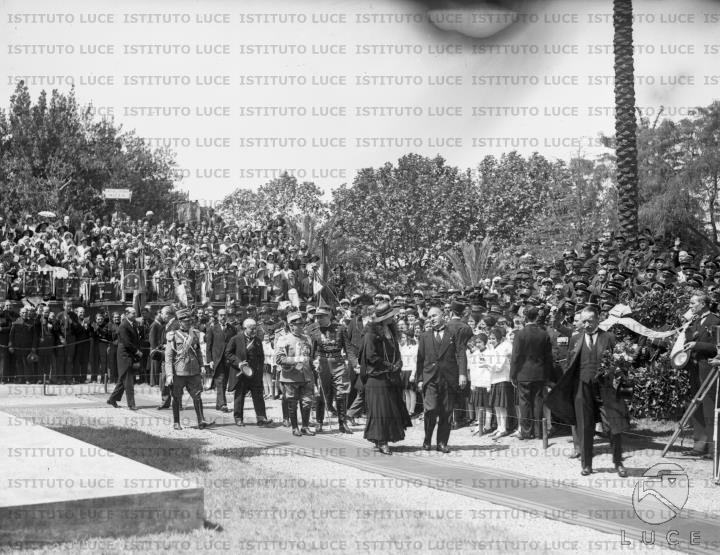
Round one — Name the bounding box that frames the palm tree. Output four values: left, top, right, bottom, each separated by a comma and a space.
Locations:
613, 0, 639, 241
431, 237, 506, 290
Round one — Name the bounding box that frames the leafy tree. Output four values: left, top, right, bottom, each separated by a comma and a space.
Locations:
513, 154, 616, 261
0, 81, 183, 221
219, 172, 327, 227
331, 154, 481, 291
636, 102, 720, 253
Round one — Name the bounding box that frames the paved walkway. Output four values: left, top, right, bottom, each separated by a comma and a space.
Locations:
12, 389, 720, 554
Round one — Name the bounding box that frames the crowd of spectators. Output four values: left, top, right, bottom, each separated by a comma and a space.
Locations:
0, 210, 346, 305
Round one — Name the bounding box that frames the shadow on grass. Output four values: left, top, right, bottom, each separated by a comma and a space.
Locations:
48, 425, 212, 473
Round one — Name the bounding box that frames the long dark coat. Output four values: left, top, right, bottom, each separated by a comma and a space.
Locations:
225, 333, 264, 392
545, 329, 630, 435
117, 318, 141, 378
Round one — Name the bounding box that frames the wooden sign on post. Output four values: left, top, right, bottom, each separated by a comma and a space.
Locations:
103, 188, 132, 200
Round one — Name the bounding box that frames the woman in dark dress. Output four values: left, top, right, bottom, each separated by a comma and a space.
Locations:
359, 302, 412, 455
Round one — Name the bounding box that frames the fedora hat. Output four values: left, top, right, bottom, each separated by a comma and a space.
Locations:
373, 302, 399, 323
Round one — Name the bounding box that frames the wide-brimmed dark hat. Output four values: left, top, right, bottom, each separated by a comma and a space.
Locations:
373, 302, 399, 323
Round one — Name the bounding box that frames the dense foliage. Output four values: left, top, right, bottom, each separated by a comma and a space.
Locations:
0, 81, 184, 221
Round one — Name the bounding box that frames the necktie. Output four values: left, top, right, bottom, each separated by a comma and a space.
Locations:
589, 332, 596, 349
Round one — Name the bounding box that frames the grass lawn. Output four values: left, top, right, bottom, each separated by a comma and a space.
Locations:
3, 405, 587, 555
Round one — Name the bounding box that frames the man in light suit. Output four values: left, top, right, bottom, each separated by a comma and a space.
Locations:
510, 306, 554, 439
546, 305, 629, 477
205, 308, 236, 412
107, 307, 142, 410
416, 305, 468, 453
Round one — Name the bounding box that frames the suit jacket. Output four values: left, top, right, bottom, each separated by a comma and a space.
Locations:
416, 326, 467, 389
345, 315, 368, 362
148, 318, 166, 351
117, 318, 141, 377
510, 323, 553, 383
9, 318, 38, 351
545, 329, 629, 434
56, 310, 81, 343
225, 333, 264, 391
205, 322, 236, 376
685, 311, 720, 375
445, 317, 473, 376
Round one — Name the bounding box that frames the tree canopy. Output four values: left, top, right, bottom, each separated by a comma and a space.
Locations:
0, 81, 183, 221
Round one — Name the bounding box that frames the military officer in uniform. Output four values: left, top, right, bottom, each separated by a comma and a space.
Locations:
275, 311, 315, 437
165, 308, 214, 430
309, 307, 353, 434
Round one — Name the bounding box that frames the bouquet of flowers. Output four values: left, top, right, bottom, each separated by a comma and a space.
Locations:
597, 341, 639, 398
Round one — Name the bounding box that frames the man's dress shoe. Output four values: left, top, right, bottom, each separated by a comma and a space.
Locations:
581, 467, 592, 476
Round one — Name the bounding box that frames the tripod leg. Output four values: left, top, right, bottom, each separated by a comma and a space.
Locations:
663, 367, 719, 457
714, 377, 719, 484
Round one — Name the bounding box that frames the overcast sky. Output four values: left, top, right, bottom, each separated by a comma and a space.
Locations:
1, 0, 718, 202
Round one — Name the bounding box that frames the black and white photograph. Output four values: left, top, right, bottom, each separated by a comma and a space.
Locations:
1, 0, 720, 553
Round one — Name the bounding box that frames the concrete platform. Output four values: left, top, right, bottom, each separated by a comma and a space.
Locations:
0, 410, 204, 546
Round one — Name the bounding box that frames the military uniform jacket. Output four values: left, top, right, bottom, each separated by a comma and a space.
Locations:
274, 331, 314, 383
165, 328, 203, 377
309, 323, 347, 360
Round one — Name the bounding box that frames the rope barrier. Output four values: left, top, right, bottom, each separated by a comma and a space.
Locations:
0, 337, 96, 351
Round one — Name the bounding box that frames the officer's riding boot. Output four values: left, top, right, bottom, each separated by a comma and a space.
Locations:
288, 399, 301, 435
194, 397, 215, 429
337, 395, 353, 434
301, 404, 312, 429
172, 397, 182, 430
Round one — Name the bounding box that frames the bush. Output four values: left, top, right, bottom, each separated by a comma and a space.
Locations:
627, 353, 691, 420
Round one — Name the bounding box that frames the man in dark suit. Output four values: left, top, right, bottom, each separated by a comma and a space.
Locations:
75, 306, 91, 383
445, 300, 473, 428
682, 293, 719, 458
416, 305, 468, 453
205, 308, 235, 412
90, 311, 111, 384
225, 318, 272, 426
0, 300, 16, 383
9, 306, 38, 384
545, 305, 629, 477
56, 300, 81, 384
150, 306, 173, 409
107, 307, 142, 410
510, 306, 553, 439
